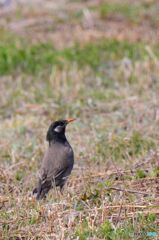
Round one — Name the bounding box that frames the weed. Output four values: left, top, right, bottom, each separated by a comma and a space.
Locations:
0, 38, 147, 75
97, 3, 140, 22
96, 131, 155, 163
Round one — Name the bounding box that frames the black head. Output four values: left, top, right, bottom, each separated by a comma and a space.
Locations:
46, 118, 75, 143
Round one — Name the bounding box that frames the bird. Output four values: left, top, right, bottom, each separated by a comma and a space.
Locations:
33, 118, 75, 200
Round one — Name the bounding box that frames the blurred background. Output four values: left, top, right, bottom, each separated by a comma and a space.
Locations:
1, 0, 159, 239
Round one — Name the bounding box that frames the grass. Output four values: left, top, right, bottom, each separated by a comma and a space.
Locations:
93, 1, 159, 26
96, 2, 140, 22
75, 215, 159, 240
1, 0, 159, 239
0, 36, 148, 75
96, 131, 156, 163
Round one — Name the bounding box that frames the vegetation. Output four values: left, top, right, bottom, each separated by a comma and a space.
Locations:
0, 38, 148, 75
1, 0, 159, 239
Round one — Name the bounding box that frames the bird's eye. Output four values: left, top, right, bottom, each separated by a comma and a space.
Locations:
59, 121, 65, 126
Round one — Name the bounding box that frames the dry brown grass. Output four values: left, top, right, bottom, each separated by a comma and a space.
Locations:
1, 0, 159, 239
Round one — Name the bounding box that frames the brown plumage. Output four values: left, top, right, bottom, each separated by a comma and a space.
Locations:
33, 118, 75, 200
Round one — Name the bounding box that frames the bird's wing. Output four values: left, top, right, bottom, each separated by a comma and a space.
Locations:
39, 143, 73, 183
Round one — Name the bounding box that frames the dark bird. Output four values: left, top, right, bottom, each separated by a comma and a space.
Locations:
33, 118, 75, 200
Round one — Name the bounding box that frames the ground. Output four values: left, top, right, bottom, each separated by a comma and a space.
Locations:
1, 0, 159, 239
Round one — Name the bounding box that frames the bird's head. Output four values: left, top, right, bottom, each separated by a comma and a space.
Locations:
46, 118, 75, 142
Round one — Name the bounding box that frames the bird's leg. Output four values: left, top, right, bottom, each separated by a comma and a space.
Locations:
60, 183, 65, 195
37, 187, 49, 200
33, 188, 38, 194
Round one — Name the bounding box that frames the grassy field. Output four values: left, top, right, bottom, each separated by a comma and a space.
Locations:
1, 0, 159, 239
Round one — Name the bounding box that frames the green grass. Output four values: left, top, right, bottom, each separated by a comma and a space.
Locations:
75, 220, 93, 240
97, 2, 140, 22
92, 1, 159, 28
136, 169, 147, 179
0, 37, 148, 75
96, 131, 156, 163
75, 215, 159, 240
98, 220, 114, 240
1, 1, 159, 239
